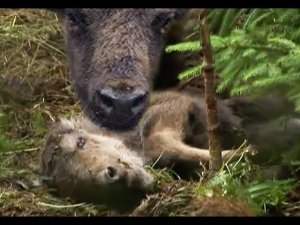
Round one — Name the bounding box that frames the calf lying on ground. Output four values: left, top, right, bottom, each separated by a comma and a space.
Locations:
137, 90, 243, 176
40, 114, 234, 204
40, 90, 300, 209
40, 91, 237, 208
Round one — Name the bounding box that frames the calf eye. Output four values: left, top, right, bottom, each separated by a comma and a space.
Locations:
77, 137, 86, 149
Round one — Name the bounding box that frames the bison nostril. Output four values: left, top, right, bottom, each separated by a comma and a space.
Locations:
93, 89, 115, 117
99, 92, 114, 108
105, 166, 119, 182
132, 93, 147, 107
95, 111, 100, 117
131, 92, 148, 115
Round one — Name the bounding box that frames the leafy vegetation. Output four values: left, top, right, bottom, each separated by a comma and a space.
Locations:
165, 8, 300, 215
198, 159, 296, 215
166, 9, 300, 110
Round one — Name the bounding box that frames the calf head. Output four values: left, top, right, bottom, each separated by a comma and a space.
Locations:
51, 8, 189, 130
41, 118, 154, 210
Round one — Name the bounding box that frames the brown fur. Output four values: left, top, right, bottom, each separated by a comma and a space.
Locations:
49, 8, 190, 130
40, 90, 241, 207
133, 90, 300, 174
40, 118, 154, 211
41, 90, 240, 191
41, 89, 300, 209
75, 90, 240, 177
137, 90, 242, 176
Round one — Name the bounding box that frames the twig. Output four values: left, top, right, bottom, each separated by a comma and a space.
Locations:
38, 202, 86, 209
200, 16, 223, 174
0, 147, 40, 155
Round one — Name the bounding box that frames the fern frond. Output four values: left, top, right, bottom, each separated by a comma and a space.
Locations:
267, 37, 296, 50
242, 48, 256, 58
208, 9, 227, 34
178, 64, 202, 80
242, 64, 268, 82
165, 41, 200, 53
242, 9, 259, 30
247, 10, 274, 29
231, 85, 253, 96
219, 9, 241, 36
276, 49, 300, 70
252, 74, 300, 88
211, 35, 227, 50
267, 64, 282, 77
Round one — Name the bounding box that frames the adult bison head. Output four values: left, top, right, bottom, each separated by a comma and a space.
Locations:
51, 8, 189, 130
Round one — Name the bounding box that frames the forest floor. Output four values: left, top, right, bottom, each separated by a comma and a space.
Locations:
0, 9, 300, 216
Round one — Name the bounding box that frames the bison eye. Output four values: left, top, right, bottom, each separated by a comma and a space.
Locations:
65, 9, 88, 35
77, 137, 86, 149
151, 12, 174, 34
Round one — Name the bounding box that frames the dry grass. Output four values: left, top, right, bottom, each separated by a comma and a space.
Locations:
0, 8, 93, 216
132, 181, 254, 216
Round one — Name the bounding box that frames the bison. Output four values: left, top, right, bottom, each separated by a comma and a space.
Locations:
49, 8, 191, 130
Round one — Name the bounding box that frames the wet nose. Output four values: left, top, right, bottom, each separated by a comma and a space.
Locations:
93, 88, 148, 129
98, 88, 147, 113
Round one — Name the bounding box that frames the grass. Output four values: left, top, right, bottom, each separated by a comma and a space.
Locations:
0, 9, 299, 216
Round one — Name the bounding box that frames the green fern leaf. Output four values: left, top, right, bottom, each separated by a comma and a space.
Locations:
267, 37, 296, 50
165, 41, 200, 53
231, 85, 253, 96
242, 49, 256, 58
211, 35, 226, 50
178, 64, 202, 80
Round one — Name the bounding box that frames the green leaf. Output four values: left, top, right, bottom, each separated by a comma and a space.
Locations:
267, 37, 296, 50
165, 41, 200, 53
178, 64, 202, 80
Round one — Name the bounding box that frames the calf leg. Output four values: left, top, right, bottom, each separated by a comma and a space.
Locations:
142, 130, 233, 169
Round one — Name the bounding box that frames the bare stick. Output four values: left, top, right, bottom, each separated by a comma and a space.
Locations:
0, 147, 40, 155
200, 17, 223, 174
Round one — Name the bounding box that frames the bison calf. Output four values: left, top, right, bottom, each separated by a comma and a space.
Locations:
137, 90, 241, 176
40, 89, 238, 207
40, 118, 154, 210
45, 89, 300, 208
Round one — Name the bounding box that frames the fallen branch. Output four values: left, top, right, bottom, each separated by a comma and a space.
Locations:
0, 147, 40, 155
38, 202, 86, 209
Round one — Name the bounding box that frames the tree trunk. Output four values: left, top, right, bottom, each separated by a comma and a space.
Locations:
200, 17, 223, 174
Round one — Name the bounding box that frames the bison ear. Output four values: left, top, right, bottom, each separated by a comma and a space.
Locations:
173, 9, 191, 19
152, 9, 191, 34
154, 8, 191, 20
46, 8, 66, 16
